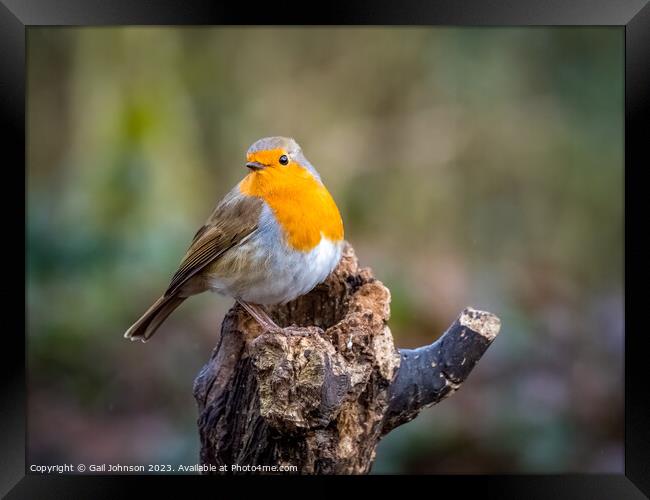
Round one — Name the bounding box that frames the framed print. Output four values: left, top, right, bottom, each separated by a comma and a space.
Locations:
3, 0, 649, 497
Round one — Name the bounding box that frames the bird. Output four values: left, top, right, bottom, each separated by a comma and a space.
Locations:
124, 136, 345, 342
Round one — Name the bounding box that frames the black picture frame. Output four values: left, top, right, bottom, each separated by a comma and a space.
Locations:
4, 0, 649, 497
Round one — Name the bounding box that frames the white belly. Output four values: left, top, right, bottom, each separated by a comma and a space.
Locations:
207, 204, 343, 305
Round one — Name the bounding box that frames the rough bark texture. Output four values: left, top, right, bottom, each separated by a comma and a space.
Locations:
193, 242, 500, 474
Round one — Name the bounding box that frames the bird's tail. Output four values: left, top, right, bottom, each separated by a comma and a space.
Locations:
124, 294, 186, 342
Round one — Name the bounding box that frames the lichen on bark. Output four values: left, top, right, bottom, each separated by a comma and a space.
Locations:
193, 242, 500, 474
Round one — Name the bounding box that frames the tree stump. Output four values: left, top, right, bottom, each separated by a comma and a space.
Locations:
193, 242, 501, 474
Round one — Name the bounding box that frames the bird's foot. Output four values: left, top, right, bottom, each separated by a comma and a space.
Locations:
237, 300, 313, 336
281, 326, 310, 337
237, 300, 283, 334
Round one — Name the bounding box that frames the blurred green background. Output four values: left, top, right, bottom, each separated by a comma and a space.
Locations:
27, 27, 623, 473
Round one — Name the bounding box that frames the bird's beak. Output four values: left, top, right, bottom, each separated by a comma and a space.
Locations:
246, 161, 265, 171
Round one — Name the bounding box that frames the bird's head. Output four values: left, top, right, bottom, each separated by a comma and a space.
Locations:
245, 136, 321, 182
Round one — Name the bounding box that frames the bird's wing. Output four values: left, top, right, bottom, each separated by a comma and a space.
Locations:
164, 189, 263, 297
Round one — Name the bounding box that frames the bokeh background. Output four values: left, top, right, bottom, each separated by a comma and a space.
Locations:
27, 27, 623, 473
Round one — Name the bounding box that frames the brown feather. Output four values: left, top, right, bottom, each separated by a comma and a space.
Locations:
165, 190, 263, 297
124, 294, 186, 342
124, 187, 264, 341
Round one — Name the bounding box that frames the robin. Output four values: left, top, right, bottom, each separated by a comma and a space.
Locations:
124, 136, 345, 342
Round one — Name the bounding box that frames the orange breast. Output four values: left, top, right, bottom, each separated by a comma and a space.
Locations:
239, 164, 344, 251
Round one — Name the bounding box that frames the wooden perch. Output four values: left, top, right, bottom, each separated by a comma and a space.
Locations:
193, 242, 501, 474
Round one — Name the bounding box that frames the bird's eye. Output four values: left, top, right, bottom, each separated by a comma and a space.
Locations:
279, 155, 289, 165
